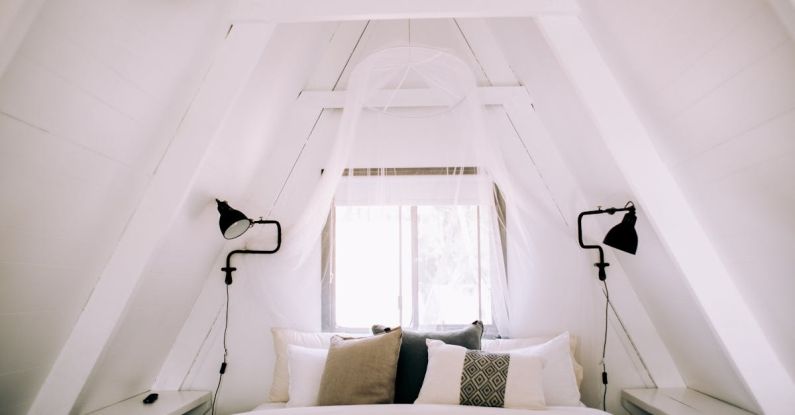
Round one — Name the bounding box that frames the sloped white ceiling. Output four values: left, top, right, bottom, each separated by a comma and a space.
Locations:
70, 22, 339, 414
579, 0, 795, 386
489, 17, 761, 412
0, 0, 231, 413
1, 1, 792, 414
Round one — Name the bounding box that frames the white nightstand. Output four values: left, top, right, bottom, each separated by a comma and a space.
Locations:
88, 391, 211, 415
621, 388, 755, 415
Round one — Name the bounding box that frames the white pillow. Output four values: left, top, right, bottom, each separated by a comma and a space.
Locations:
270, 328, 355, 402
415, 339, 546, 410
482, 333, 584, 388
286, 345, 328, 407
482, 334, 577, 354
505, 333, 580, 406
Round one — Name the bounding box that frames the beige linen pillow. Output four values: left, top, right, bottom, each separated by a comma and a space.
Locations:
317, 328, 402, 405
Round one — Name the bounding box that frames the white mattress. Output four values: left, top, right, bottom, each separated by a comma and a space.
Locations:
237, 403, 606, 415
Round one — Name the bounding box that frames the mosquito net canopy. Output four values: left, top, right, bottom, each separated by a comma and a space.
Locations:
225, 46, 600, 344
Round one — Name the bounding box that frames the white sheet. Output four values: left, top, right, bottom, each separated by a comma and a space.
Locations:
236, 404, 607, 415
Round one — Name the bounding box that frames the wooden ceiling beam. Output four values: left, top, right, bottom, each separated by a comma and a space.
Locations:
296, 86, 527, 108
232, 0, 579, 23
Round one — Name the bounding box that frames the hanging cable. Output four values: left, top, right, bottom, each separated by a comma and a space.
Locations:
211, 283, 230, 415
602, 280, 609, 412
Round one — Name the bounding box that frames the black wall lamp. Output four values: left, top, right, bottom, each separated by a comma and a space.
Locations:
215, 199, 282, 285
213, 199, 282, 414
576, 201, 638, 411
577, 201, 637, 281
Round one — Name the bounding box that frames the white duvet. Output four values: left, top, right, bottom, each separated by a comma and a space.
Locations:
235, 403, 608, 415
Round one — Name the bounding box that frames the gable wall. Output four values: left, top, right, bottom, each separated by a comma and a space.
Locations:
4, 1, 790, 413
162, 19, 682, 415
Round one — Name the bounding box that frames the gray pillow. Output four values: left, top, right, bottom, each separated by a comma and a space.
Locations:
372, 321, 484, 403
317, 328, 402, 405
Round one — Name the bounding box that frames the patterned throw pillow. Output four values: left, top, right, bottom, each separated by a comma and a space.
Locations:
483, 332, 581, 406
460, 350, 511, 407
415, 340, 546, 410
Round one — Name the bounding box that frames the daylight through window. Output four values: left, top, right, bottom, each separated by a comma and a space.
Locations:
321, 169, 505, 334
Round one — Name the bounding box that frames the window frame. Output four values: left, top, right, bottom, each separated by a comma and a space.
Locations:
321, 167, 506, 337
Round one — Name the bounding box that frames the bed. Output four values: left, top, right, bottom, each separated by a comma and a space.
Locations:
244, 326, 603, 415
238, 403, 608, 415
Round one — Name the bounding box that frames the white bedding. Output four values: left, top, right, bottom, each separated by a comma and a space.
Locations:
236, 404, 608, 415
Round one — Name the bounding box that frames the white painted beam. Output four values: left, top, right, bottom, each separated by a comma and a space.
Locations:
536, 16, 795, 414
453, 19, 519, 86
0, 0, 47, 79
297, 86, 527, 109
26, 22, 275, 414
304, 21, 369, 90
153, 22, 345, 392
768, 0, 795, 41
233, 0, 579, 23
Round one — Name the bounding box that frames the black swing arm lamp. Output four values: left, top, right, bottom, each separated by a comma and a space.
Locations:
577, 201, 637, 281
216, 199, 282, 285
212, 199, 282, 414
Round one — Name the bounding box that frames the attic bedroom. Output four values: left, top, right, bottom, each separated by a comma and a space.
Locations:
1, 1, 794, 415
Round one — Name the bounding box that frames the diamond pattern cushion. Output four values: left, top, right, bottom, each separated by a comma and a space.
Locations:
415, 339, 546, 410
460, 351, 510, 407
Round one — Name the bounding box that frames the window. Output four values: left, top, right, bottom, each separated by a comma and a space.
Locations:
321, 168, 505, 335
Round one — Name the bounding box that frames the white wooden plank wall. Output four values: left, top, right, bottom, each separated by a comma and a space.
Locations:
0, 1, 230, 414
580, 0, 795, 391
488, 18, 755, 414
76, 23, 338, 415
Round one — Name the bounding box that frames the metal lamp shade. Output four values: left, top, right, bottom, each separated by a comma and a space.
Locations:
216, 199, 252, 240
603, 210, 638, 254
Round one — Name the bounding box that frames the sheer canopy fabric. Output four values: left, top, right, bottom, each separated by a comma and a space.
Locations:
237, 46, 597, 340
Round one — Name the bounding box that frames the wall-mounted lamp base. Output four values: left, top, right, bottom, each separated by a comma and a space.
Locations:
596, 262, 609, 281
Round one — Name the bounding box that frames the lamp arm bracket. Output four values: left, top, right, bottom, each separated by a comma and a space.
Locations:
577, 207, 635, 281
221, 221, 282, 285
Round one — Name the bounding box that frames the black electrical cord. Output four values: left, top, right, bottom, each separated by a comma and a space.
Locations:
211, 284, 230, 415
602, 280, 609, 411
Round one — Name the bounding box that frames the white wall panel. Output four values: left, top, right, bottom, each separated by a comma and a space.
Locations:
0, 0, 232, 413
489, 16, 762, 412
661, 43, 795, 163
0, 264, 93, 315
651, 6, 790, 121
579, 0, 795, 401
0, 367, 48, 415
94, 22, 339, 415
0, 57, 147, 167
